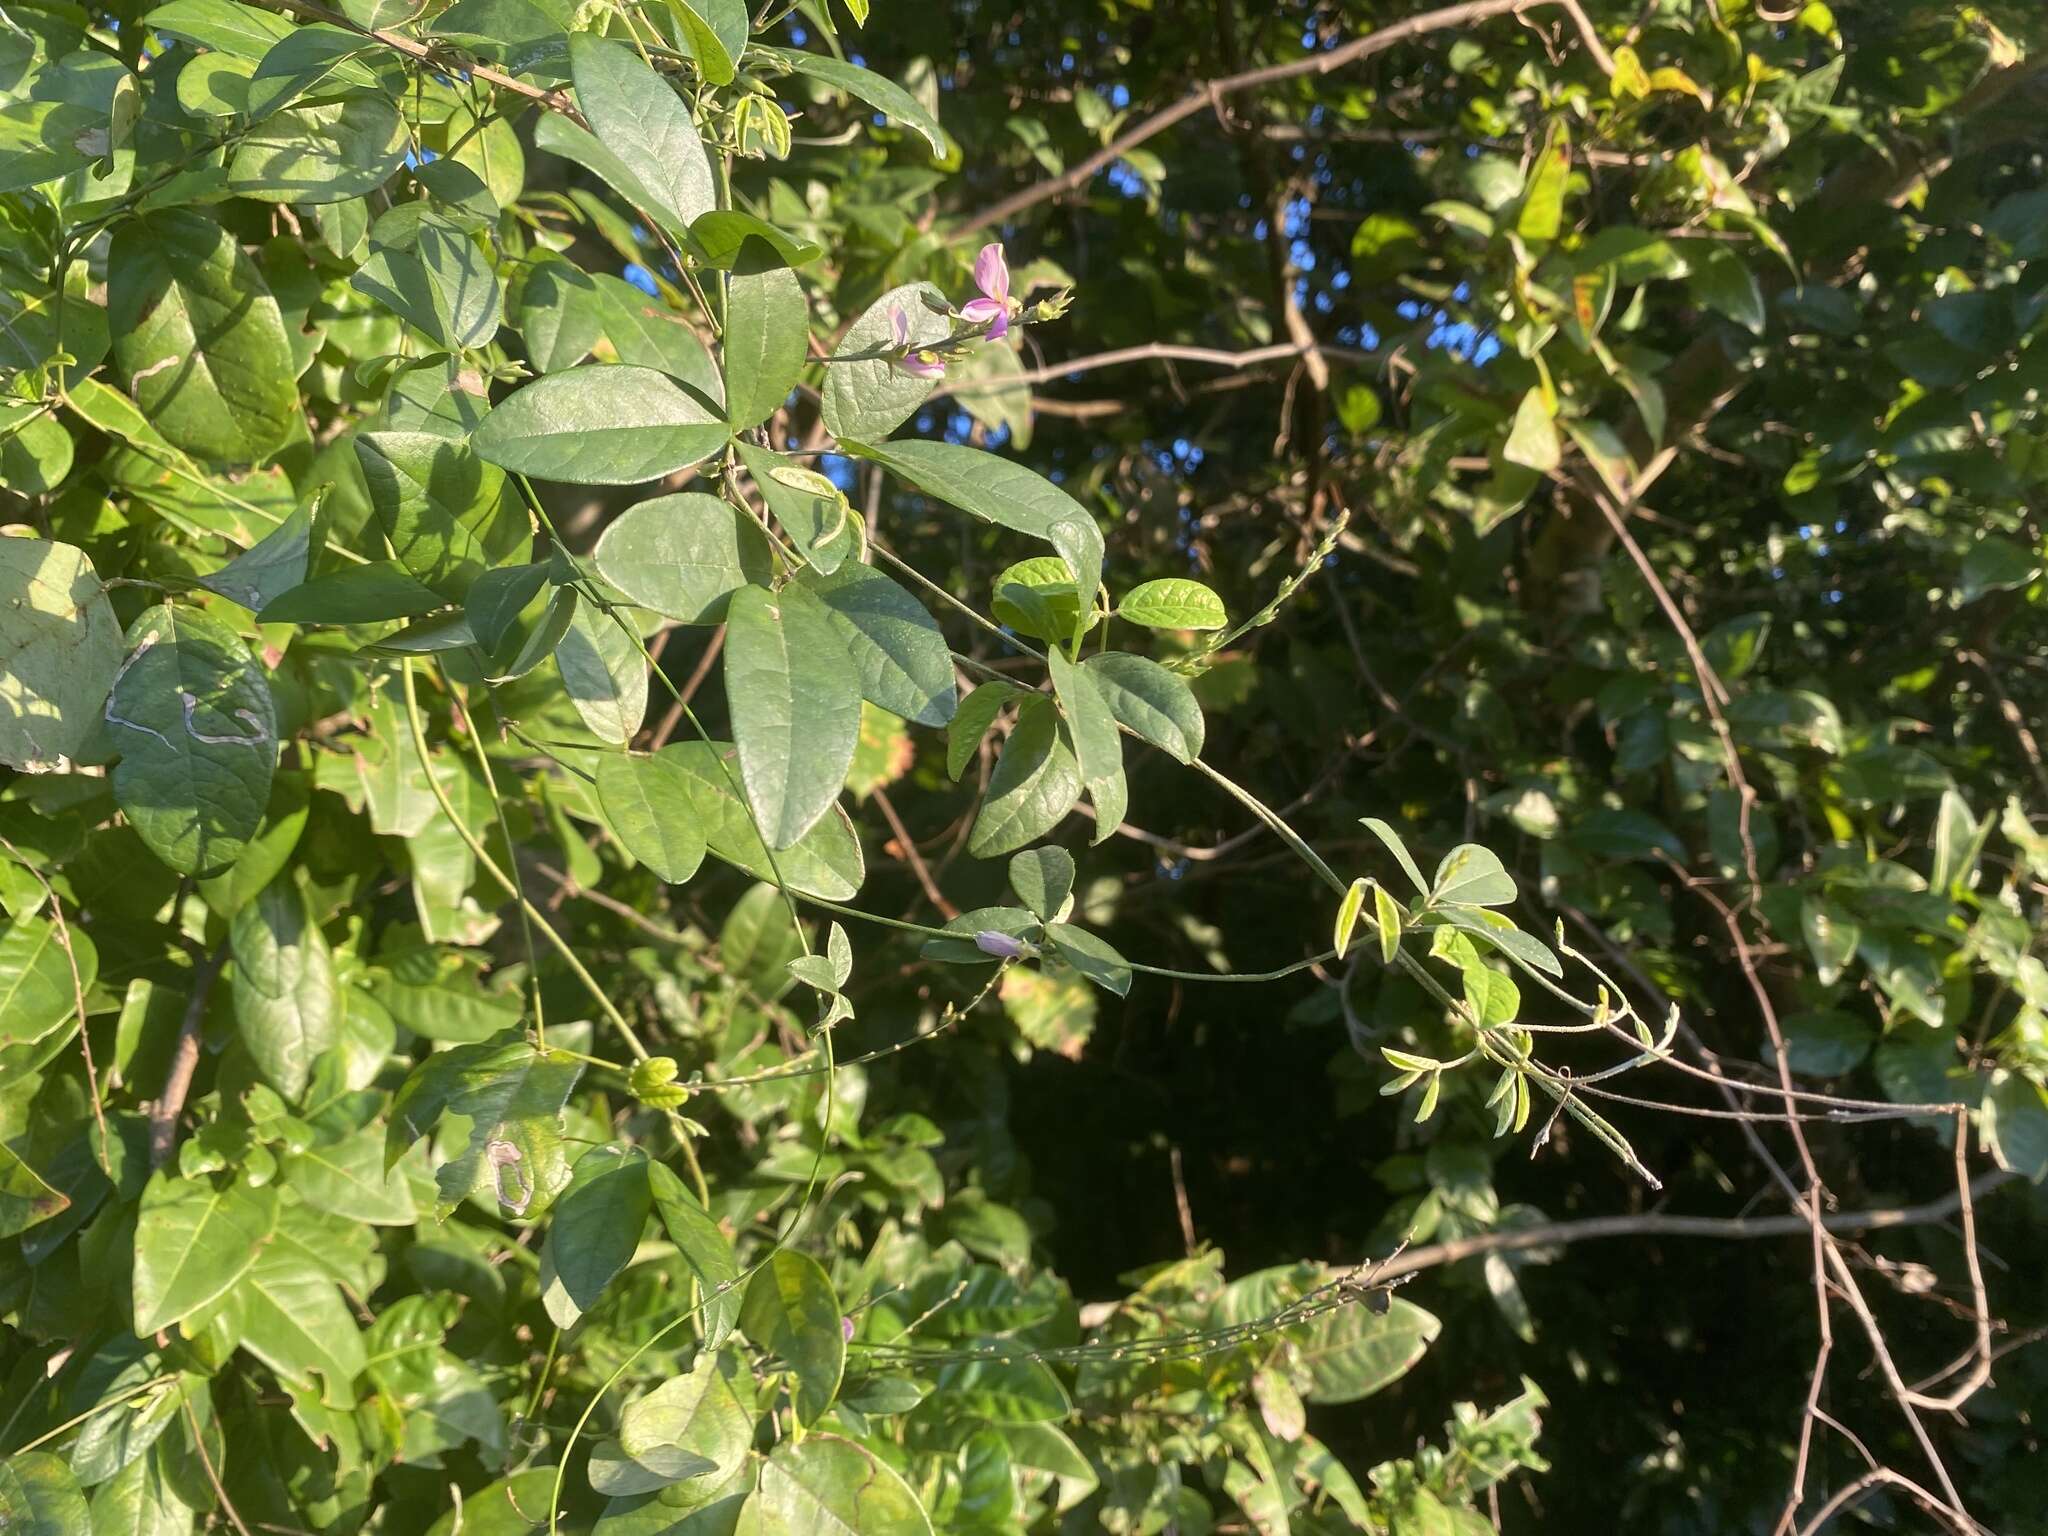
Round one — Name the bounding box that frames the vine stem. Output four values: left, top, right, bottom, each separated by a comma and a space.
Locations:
398, 661, 653, 1065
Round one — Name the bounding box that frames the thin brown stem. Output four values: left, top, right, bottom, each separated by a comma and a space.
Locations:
150, 941, 229, 1168
952, 0, 1612, 236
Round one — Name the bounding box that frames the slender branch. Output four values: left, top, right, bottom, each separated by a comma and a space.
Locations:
1370, 1171, 2014, 1283
935, 340, 1376, 396
1794, 1468, 1980, 1536
952, 0, 1613, 236
150, 941, 229, 1168
869, 785, 961, 921
248, 0, 580, 115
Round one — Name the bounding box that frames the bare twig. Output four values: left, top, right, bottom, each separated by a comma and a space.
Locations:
936, 340, 1375, 396
1794, 1468, 1979, 1536
869, 786, 961, 921
953, 0, 1613, 236
249, 0, 580, 115
150, 941, 229, 1169
1959, 649, 2048, 804
1369, 1172, 2013, 1283
644, 625, 725, 752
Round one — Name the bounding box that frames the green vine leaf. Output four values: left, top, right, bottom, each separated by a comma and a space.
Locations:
106, 604, 278, 879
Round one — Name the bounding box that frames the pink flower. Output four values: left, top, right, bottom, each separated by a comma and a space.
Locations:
959, 242, 1013, 340
890, 305, 946, 380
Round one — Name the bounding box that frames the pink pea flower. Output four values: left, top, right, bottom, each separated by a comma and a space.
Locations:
890, 305, 946, 380
959, 242, 1013, 340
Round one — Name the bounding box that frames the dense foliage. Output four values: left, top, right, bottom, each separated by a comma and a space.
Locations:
3, 1, 2047, 1532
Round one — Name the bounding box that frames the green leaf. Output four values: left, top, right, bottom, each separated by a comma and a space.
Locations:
86, 1443, 190, 1536
1047, 647, 1123, 843
657, 741, 865, 900
1045, 923, 1130, 997
217, 1246, 366, 1407
228, 96, 408, 203
820, 282, 949, 445
933, 1356, 1071, 1424
198, 506, 316, 614
540, 1147, 652, 1327
557, 603, 649, 746
422, 1470, 554, 1536
798, 561, 956, 727
1984, 1071, 2048, 1182
145, 0, 297, 59
131, 1172, 281, 1334
1081, 652, 1204, 764
354, 432, 513, 599
0, 915, 96, 1049
1959, 535, 2041, 603
740, 1435, 934, 1536
107, 605, 277, 879
1461, 963, 1520, 1028
472, 367, 728, 485
947, 680, 1024, 781
1333, 878, 1367, 960
1502, 388, 1560, 474
665, 0, 748, 86
0, 538, 122, 773
1008, 847, 1074, 920
648, 1161, 741, 1347
259, 562, 449, 624
968, 697, 1080, 859
1516, 121, 1570, 241
1430, 844, 1516, 907
1799, 897, 1859, 987
491, 581, 581, 679
106, 211, 299, 465
568, 35, 715, 236
690, 211, 821, 271
466, 562, 552, 655
230, 878, 338, 1100
0, 1454, 89, 1536
757, 47, 947, 156
595, 752, 709, 884
1771, 1010, 1874, 1078
282, 1125, 417, 1226
1375, 884, 1405, 965
1433, 905, 1558, 978
738, 1249, 844, 1425
1690, 246, 1765, 335
0, 1141, 69, 1239
992, 556, 1084, 642
725, 583, 862, 849
588, 273, 723, 395
592, 492, 774, 626
352, 211, 503, 352
0, 101, 103, 194
0, 407, 73, 497
736, 443, 852, 573
618, 1348, 752, 1488
385, 1035, 584, 1217
1297, 1297, 1441, 1403
1360, 817, 1429, 897
922, 905, 1038, 966
722, 266, 808, 432
342, 0, 423, 26
1116, 578, 1225, 631
852, 441, 1103, 638
244, 24, 378, 117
